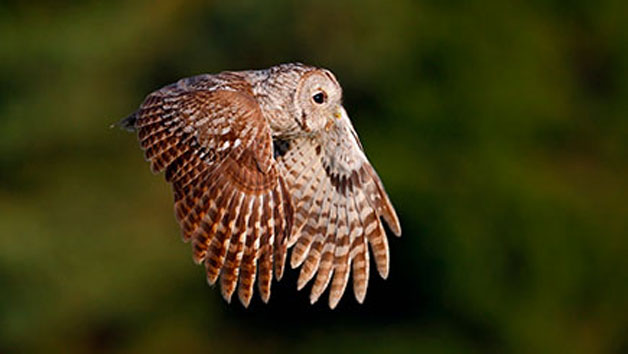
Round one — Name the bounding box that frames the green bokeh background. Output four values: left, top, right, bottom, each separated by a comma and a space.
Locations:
1, 1, 627, 353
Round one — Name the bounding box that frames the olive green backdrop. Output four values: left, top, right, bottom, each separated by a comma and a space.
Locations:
1, 1, 627, 353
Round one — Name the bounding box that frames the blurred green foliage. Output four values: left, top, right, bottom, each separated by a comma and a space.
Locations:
1, 0, 627, 353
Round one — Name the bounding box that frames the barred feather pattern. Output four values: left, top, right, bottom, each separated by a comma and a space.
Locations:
131, 77, 292, 307
276, 130, 401, 308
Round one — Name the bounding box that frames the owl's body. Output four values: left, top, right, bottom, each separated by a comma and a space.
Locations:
122, 63, 400, 308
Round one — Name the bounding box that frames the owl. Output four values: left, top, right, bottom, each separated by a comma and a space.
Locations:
120, 63, 401, 309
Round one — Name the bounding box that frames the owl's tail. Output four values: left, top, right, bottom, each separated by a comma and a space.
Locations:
111, 111, 138, 132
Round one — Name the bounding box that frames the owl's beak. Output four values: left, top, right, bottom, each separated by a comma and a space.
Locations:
325, 106, 344, 131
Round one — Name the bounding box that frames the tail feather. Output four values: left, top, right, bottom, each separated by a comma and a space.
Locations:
112, 112, 138, 132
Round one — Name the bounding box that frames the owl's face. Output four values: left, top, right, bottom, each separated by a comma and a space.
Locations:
294, 70, 343, 133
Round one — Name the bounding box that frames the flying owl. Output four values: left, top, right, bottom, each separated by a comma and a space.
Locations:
120, 63, 401, 309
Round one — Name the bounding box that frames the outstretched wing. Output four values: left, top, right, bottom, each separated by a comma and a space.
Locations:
276, 110, 401, 309
127, 78, 293, 307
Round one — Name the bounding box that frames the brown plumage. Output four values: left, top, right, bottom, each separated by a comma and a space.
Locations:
120, 63, 401, 309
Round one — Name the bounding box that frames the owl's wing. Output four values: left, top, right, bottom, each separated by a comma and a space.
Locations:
276, 112, 401, 309
128, 82, 293, 307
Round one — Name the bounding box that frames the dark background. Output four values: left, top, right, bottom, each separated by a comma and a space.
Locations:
1, 1, 627, 353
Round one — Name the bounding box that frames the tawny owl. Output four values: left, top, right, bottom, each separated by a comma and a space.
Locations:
119, 63, 401, 309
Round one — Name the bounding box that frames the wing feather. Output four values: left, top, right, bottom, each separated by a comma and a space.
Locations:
272, 177, 292, 280
309, 193, 340, 304
127, 78, 293, 306
191, 176, 233, 263
220, 195, 252, 302
276, 112, 400, 308
350, 191, 370, 303
296, 183, 333, 290
329, 193, 357, 309
237, 196, 262, 307
257, 192, 274, 303
205, 190, 244, 284
290, 175, 332, 269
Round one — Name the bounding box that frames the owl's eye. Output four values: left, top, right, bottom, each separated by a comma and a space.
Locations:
312, 92, 326, 104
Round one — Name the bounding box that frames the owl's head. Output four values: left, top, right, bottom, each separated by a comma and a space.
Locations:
294, 69, 344, 133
